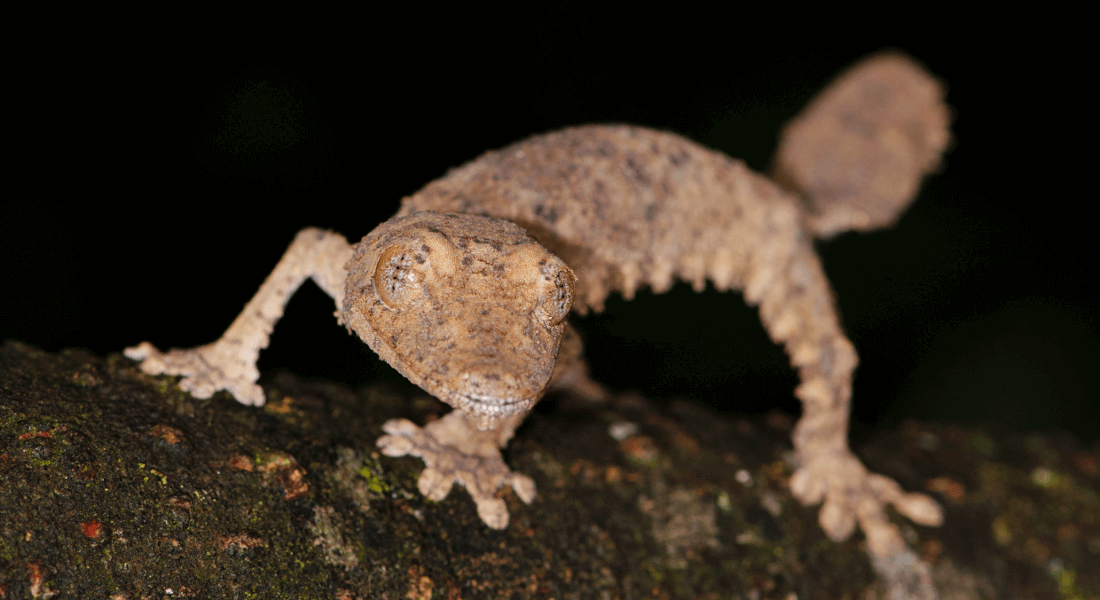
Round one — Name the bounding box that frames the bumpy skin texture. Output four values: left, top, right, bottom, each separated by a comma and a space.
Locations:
127, 52, 951, 595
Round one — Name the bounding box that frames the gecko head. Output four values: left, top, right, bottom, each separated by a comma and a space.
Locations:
342, 211, 575, 429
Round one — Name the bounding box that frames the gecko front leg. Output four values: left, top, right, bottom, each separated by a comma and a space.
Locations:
377, 411, 535, 529
125, 228, 353, 406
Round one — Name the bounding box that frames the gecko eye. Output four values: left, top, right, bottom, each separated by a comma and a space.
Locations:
535, 266, 575, 326
373, 244, 424, 309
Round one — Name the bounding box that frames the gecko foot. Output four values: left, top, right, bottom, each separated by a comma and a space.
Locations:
124, 341, 265, 406
790, 450, 942, 556
377, 418, 536, 529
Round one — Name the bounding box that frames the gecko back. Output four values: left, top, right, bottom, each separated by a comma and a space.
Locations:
397, 124, 801, 313
397, 53, 949, 314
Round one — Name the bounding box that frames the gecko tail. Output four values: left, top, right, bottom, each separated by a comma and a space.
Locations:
771, 51, 953, 239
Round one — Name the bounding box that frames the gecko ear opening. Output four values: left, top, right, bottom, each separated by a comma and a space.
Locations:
373, 244, 424, 310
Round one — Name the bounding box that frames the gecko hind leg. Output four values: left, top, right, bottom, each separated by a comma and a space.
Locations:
547, 321, 611, 403
787, 348, 942, 598
377, 410, 536, 529
751, 237, 942, 592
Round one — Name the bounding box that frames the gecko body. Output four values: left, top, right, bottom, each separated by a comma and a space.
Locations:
126, 53, 951, 584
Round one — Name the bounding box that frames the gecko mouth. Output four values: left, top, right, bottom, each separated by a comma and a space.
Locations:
444, 366, 544, 421
453, 392, 534, 419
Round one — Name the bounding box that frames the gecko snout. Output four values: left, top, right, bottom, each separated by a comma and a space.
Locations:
456, 360, 536, 406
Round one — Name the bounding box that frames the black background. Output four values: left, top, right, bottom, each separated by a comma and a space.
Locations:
4, 13, 1096, 441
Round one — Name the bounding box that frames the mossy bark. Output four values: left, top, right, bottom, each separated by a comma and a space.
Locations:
0, 341, 1096, 599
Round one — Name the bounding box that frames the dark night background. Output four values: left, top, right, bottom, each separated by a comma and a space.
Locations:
4, 14, 1096, 442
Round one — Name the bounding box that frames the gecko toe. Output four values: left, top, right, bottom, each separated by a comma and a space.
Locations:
789, 466, 826, 505
381, 418, 422, 437
418, 467, 454, 501
819, 492, 858, 541
124, 341, 157, 362
896, 492, 944, 526
475, 497, 510, 530
231, 382, 266, 407
508, 473, 536, 504
376, 433, 415, 457
178, 376, 217, 399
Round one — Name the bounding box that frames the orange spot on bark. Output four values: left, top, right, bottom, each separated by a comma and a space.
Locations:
82, 520, 103, 539
227, 454, 254, 471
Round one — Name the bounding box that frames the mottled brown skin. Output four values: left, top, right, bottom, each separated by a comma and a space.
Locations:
342, 212, 575, 430
773, 53, 951, 239
127, 52, 951, 593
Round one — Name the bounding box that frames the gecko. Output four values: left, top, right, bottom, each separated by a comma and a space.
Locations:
126, 52, 951, 578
